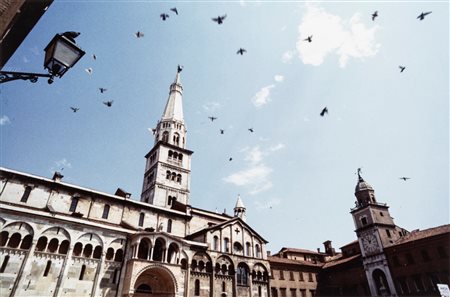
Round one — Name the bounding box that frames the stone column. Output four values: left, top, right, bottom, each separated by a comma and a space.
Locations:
91, 248, 108, 297
54, 244, 74, 297
10, 238, 38, 296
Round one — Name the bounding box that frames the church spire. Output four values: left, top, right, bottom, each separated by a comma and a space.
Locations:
234, 194, 247, 222
161, 65, 184, 123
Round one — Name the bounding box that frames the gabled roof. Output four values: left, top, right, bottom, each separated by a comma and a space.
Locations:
276, 247, 325, 256
186, 216, 268, 243
388, 224, 450, 247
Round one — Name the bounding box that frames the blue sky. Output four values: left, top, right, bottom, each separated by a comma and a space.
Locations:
1, 1, 448, 253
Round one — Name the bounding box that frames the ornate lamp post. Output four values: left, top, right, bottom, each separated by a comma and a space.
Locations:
0, 32, 85, 84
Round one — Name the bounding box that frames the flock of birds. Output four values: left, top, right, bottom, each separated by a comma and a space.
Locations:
67, 7, 433, 179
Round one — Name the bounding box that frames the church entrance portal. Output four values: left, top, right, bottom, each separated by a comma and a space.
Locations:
133, 266, 176, 297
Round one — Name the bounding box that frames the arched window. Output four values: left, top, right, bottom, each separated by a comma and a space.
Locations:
106, 248, 114, 260
194, 279, 200, 296
222, 281, 226, 292
237, 263, 249, 286
162, 131, 169, 142
181, 258, 188, 270
59, 240, 70, 254
43, 260, 51, 277
69, 197, 79, 212
73, 242, 83, 256
0, 255, 9, 273
20, 234, 32, 250
93, 246, 102, 259
20, 186, 32, 202
178, 154, 183, 161
83, 244, 93, 258
234, 242, 243, 254
255, 244, 261, 258
115, 249, 124, 262
246, 242, 251, 256
139, 213, 145, 227
47, 238, 59, 253
177, 174, 182, 183
171, 172, 176, 181
102, 204, 110, 219
223, 238, 229, 253
213, 236, 219, 251
168, 150, 173, 158
7, 233, 21, 248
167, 219, 172, 233
166, 171, 171, 179
79, 265, 86, 280
138, 241, 149, 260
173, 133, 180, 145
0, 231, 8, 246
153, 238, 164, 261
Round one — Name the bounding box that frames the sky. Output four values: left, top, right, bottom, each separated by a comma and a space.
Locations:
1, 0, 448, 254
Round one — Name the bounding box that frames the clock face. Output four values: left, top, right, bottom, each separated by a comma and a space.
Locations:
361, 233, 379, 255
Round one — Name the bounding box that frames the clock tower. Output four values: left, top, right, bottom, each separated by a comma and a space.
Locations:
351, 171, 399, 296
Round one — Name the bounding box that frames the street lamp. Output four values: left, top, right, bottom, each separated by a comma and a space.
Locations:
0, 32, 85, 84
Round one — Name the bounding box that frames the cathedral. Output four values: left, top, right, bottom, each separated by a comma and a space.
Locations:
0, 70, 270, 297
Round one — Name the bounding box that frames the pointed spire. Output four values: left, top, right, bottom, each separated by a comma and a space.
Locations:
161, 66, 184, 122
234, 194, 246, 221
235, 194, 245, 209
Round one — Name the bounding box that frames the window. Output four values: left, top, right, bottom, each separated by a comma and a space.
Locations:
194, 279, 200, 296
0, 255, 9, 273
290, 271, 295, 281
246, 242, 251, 256
69, 197, 79, 212
290, 289, 297, 297
280, 288, 287, 297
361, 217, 368, 226
310, 290, 316, 297
421, 249, 431, 262
173, 133, 180, 145
176, 174, 182, 183
213, 236, 219, 251
299, 271, 304, 281
43, 260, 52, 277
102, 204, 110, 219
222, 281, 226, 292
20, 186, 32, 202
167, 219, 172, 233
79, 264, 86, 280
386, 229, 391, 238
259, 286, 262, 297
47, 238, 59, 253
308, 272, 313, 282
139, 213, 145, 227
279, 270, 285, 280
379, 211, 384, 217
300, 289, 306, 297
237, 264, 249, 286
162, 131, 169, 142
271, 288, 278, 297
255, 244, 261, 258
166, 171, 171, 179
223, 238, 229, 253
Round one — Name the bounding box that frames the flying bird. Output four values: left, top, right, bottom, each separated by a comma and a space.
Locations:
229, 157, 233, 161
92, 54, 97, 60
371, 11, 378, 21
70, 107, 79, 113
85, 68, 93, 75
320, 107, 328, 117
212, 14, 227, 24
399, 65, 406, 73
160, 13, 169, 21
135, 31, 144, 38
220, 129, 224, 134
304, 35, 313, 43
399, 177, 411, 181
170, 7, 178, 15
177, 65, 183, 73
417, 11, 432, 20
99, 88, 107, 93
236, 48, 247, 55
248, 128, 254, 133
103, 100, 114, 107
208, 116, 217, 122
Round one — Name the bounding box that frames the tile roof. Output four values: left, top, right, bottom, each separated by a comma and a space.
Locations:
268, 256, 323, 268
389, 224, 450, 247
278, 247, 324, 255
322, 254, 361, 269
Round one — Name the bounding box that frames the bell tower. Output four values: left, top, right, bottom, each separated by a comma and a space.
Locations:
234, 194, 246, 222
350, 170, 399, 296
140, 66, 193, 210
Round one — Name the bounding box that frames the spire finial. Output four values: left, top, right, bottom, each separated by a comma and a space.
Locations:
177, 64, 183, 73
357, 167, 364, 181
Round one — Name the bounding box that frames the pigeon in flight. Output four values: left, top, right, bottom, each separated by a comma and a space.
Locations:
135, 31, 144, 38
320, 107, 328, 117
160, 13, 169, 21
417, 11, 432, 20
236, 48, 247, 55
70, 107, 79, 113
177, 65, 183, 73
85, 68, 93, 75
103, 100, 114, 107
212, 14, 227, 24
170, 7, 178, 15
92, 54, 97, 60
371, 11, 378, 21
99, 88, 107, 93
208, 116, 217, 122
399, 177, 411, 181
220, 129, 224, 134
304, 35, 313, 43
229, 157, 233, 161
399, 66, 406, 73
248, 128, 254, 133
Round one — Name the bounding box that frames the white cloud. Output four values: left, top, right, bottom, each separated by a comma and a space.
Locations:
0, 115, 10, 126
244, 146, 264, 164
274, 75, 284, 82
282, 50, 295, 63
223, 164, 273, 193
296, 4, 380, 68
269, 143, 285, 152
251, 84, 274, 108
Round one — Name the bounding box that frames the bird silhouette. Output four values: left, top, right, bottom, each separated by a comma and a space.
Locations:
399, 66, 406, 73
229, 157, 233, 161
85, 68, 93, 75
92, 54, 97, 60
99, 88, 107, 93
417, 11, 432, 20
170, 7, 178, 15
220, 129, 224, 134
103, 100, 114, 107
160, 13, 169, 21
177, 65, 183, 73
399, 177, 411, 181
304, 35, 313, 42
236, 48, 247, 55
248, 128, 254, 133
135, 31, 144, 38
70, 107, 79, 113
320, 107, 328, 117
372, 11, 378, 21
208, 116, 217, 122
212, 14, 227, 24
